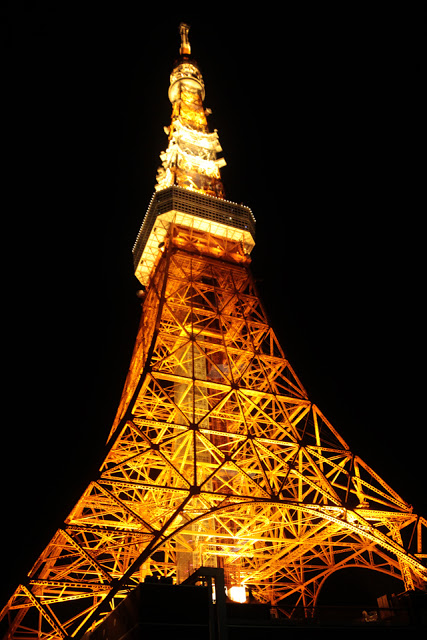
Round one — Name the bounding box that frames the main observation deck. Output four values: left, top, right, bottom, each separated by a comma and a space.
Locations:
133, 186, 256, 286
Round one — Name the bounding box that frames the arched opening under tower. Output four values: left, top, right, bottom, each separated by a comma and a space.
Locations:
315, 567, 413, 626
132, 499, 423, 618
317, 566, 405, 607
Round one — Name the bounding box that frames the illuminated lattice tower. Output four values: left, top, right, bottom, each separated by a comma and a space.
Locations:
2, 22, 426, 639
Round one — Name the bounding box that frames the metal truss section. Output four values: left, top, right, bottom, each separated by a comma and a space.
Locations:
2, 242, 426, 639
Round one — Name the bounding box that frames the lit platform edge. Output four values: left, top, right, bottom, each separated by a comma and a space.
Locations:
132, 186, 256, 286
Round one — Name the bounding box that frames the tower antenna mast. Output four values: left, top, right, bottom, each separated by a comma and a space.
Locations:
179, 22, 191, 55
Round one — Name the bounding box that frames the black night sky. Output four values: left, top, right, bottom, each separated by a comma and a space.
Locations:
3, 4, 425, 608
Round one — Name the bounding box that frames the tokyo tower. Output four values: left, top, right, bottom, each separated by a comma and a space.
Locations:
2, 21, 426, 639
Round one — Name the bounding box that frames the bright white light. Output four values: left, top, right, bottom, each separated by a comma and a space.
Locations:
228, 585, 246, 603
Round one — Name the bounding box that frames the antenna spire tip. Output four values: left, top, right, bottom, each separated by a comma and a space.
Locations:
179, 22, 191, 55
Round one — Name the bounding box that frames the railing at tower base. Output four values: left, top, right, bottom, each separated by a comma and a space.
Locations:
82, 569, 426, 640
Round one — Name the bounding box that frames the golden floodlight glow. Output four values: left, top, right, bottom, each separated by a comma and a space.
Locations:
1, 22, 426, 640
228, 586, 247, 604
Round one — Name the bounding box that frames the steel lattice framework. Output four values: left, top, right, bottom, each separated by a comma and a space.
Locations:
2, 22, 426, 640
